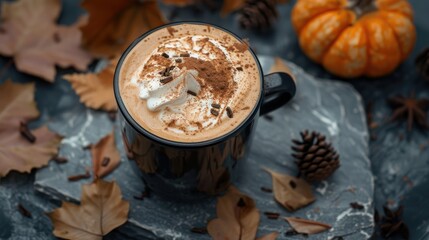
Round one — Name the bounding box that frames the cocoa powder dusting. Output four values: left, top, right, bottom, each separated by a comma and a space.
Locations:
167, 120, 176, 128
151, 55, 170, 66
178, 57, 235, 100
232, 40, 249, 53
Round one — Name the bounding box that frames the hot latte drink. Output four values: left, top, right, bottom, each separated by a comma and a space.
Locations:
118, 23, 261, 142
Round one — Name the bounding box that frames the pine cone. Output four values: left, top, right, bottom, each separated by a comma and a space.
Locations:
416, 48, 429, 80
238, 0, 278, 30
291, 131, 340, 182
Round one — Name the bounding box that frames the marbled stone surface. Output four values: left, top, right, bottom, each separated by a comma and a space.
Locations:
34, 57, 374, 239
0, 173, 55, 240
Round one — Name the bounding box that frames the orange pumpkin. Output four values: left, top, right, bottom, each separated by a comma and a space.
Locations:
291, 0, 416, 78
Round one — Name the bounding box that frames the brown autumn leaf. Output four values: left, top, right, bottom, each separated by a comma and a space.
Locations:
207, 186, 278, 240
0, 80, 61, 177
264, 168, 315, 212
48, 179, 129, 240
161, 0, 195, 6
0, 0, 92, 82
80, 0, 166, 58
269, 57, 296, 82
91, 131, 121, 178
221, 0, 246, 16
64, 60, 117, 111
207, 186, 259, 239
257, 232, 280, 240
285, 217, 332, 235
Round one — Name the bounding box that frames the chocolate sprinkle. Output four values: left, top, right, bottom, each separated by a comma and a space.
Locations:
210, 109, 219, 116
101, 157, 110, 167
175, 59, 182, 63
19, 122, 36, 143
350, 202, 364, 210
187, 90, 197, 96
160, 76, 173, 84
68, 170, 90, 182
17, 204, 32, 218
285, 230, 299, 236
190, 227, 208, 234
180, 53, 190, 57
162, 52, 169, 58
53, 156, 68, 164
236, 67, 243, 71
211, 103, 221, 109
260, 187, 273, 193
162, 66, 176, 76
226, 107, 234, 118
264, 211, 280, 220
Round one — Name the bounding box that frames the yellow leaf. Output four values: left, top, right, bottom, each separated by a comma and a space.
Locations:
91, 131, 121, 178
264, 168, 315, 212
64, 61, 117, 111
0, 0, 92, 82
221, 0, 246, 16
0, 80, 61, 177
48, 179, 130, 240
80, 0, 167, 58
285, 217, 331, 234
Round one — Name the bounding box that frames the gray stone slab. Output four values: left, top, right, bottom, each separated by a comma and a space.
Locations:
35, 57, 374, 239
0, 173, 56, 240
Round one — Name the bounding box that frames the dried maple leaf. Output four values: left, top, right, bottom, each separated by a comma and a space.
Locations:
221, 0, 246, 16
0, 0, 92, 82
285, 217, 331, 235
0, 80, 61, 177
207, 186, 278, 240
91, 131, 121, 178
264, 168, 315, 212
380, 205, 409, 239
388, 92, 429, 132
80, 0, 166, 58
48, 179, 129, 240
64, 60, 117, 111
269, 57, 296, 82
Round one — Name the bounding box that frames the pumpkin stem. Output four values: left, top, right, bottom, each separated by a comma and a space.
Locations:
348, 0, 377, 18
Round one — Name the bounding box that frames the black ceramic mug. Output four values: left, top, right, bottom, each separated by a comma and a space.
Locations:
114, 22, 296, 201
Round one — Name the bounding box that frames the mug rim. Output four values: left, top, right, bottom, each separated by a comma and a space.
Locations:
114, 21, 264, 148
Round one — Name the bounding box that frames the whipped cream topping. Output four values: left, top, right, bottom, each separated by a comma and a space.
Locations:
139, 68, 200, 111
131, 34, 250, 135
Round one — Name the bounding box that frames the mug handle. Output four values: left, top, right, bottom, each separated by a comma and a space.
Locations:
260, 72, 296, 115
